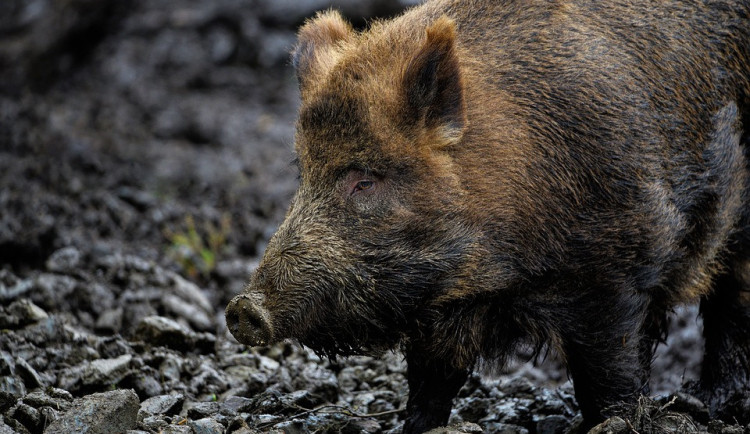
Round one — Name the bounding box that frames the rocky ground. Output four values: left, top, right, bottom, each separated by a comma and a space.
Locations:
0, 1, 748, 433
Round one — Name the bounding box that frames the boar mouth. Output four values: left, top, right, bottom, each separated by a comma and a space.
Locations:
225, 293, 275, 347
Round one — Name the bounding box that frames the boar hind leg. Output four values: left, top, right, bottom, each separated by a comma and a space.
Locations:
695, 260, 750, 423
403, 349, 469, 434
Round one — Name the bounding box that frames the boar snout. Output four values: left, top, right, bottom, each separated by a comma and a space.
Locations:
225, 292, 273, 346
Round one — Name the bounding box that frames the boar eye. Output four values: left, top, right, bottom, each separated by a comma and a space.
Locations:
352, 180, 374, 195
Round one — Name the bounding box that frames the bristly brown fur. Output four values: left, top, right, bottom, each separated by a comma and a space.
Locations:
227, 0, 750, 432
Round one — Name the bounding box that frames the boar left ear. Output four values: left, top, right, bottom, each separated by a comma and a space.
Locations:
292, 10, 354, 90
402, 16, 466, 143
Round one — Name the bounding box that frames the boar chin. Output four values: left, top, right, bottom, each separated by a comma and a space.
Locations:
297, 327, 402, 359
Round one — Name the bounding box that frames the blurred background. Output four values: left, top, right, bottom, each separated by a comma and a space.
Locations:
0, 1, 706, 433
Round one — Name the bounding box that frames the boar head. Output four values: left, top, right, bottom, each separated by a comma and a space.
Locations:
226, 12, 477, 358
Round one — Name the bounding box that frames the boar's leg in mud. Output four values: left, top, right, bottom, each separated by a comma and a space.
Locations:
690, 104, 750, 424
404, 348, 469, 434
556, 290, 651, 428
694, 260, 750, 423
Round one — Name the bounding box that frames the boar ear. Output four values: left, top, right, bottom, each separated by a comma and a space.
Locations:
292, 10, 353, 89
402, 16, 466, 143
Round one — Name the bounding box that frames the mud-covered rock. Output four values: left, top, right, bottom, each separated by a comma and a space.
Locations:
589, 416, 629, 434
14, 357, 43, 389
220, 396, 253, 416
83, 354, 133, 387
189, 417, 225, 434
425, 422, 484, 433
21, 389, 73, 413
186, 401, 221, 420
45, 247, 82, 273
45, 389, 140, 434
535, 414, 569, 434
0, 299, 48, 329
122, 367, 165, 399
7, 402, 42, 433
138, 393, 185, 419
0, 376, 26, 411
134, 315, 215, 353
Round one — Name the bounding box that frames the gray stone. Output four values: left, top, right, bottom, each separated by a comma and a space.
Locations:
271, 419, 307, 433
1, 299, 48, 329
22, 390, 72, 412
44, 389, 139, 434
138, 394, 185, 419
257, 355, 280, 372
194, 331, 217, 354
161, 424, 193, 433
1, 415, 30, 434
29, 274, 76, 312
346, 418, 382, 433
536, 414, 569, 434
588, 416, 629, 434
368, 398, 395, 414
0, 418, 12, 434
425, 422, 484, 433
186, 401, 221, 419
74, 282, 116, 316
46, 388, 73, 402
45, 247, 82, 273
480, 423, 530, 434
15, 357, 43, 388
38, 407, 60, 429
170, 273, 213, 313
221, 395, 253, 416
9, 402, 41, 432
352, 392, 376, 411
190, 417, 225, 434
223, 365, 258, 388
123, 302, 159, 335
0, 376, 26, 409
55, 364, 85, 391
128, 369, 164, 398
189, 365, 229, 396
0, 278, 34, 304
296, 364, 338, 403
82, 354, 133, 386
280, 390, 319, 409
162, 293, 214, 332
135, 315, 196, 351
455, 397, 491, 422
159, 354, 183, 383
337, 367, 360, 392
95, 307, 123, 334
17, 316, 70, 346
138, 415, 168, 432
0, 352, 14, 375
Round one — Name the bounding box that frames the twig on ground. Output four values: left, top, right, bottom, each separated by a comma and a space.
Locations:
256, 403, 405, 429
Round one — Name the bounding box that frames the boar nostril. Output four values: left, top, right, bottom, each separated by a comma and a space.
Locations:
225, 294, 273, 346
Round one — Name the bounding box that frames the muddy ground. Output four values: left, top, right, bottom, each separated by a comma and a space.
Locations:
0, 1, 747, 433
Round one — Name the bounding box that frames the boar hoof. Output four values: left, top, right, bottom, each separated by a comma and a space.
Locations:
226, 293, 273, 346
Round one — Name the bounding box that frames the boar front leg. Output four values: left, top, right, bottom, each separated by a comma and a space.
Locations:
559, 293, 650, 429
403, 348, 469, 434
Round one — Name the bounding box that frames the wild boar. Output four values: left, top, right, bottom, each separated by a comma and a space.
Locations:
226, 0, 750, 432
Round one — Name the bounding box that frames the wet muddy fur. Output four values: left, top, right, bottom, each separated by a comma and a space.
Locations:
225, 0, 750, 432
